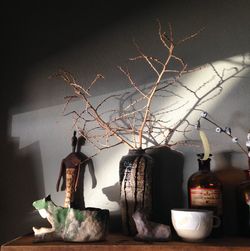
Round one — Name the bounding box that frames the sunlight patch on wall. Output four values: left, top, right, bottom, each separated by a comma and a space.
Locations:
11, 53, 250, 212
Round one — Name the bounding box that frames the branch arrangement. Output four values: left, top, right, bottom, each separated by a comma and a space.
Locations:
197, 111, 249, 156
51, 21, 249, 158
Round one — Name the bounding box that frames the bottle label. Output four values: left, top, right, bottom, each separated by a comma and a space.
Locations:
190, 188, 222, 207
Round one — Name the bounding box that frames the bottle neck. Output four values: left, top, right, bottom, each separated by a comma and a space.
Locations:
128, 148, 145, 155
198, 158, 211, 171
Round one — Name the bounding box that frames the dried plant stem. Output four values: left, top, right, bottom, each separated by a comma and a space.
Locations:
54, 20, 247, 157
138, 53, 173, 147
200, 115, 248, 156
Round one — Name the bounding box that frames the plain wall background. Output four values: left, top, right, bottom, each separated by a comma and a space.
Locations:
1, 0, 250, 244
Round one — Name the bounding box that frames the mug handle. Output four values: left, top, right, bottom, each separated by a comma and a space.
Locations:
212, 215, 221, 228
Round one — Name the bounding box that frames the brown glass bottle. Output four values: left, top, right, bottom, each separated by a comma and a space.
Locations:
188, 154, 223, 236
237, 168, 250, 236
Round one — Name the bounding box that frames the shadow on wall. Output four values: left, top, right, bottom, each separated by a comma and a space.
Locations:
214, 151, 246, 236
3, 1, 250, 114
102, 182, 122, 233
0, 138, 45, 245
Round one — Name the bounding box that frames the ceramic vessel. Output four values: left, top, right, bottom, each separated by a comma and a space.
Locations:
171, 208, 220, 242
119, 148, 153, 235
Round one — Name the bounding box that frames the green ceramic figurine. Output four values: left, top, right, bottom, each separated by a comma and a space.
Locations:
32, 195, 109, 242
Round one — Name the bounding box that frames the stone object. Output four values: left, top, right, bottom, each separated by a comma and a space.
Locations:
132, 210, 171, 241
32, 196, 109, 242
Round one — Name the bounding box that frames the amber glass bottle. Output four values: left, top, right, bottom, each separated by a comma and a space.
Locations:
237, 167, 250, 236
188, 154, 223, 236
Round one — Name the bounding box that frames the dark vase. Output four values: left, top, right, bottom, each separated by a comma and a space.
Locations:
146, 146, 184, 225
119, 148, 153, 236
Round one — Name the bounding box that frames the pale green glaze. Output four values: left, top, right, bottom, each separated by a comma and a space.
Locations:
32, 196, 109, 242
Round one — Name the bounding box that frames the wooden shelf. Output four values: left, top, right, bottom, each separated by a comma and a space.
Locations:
2, 233, 250, 251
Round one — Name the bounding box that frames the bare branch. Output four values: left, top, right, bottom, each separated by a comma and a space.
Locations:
157, 19, 170, 49
129, 55, 165, 67
133, 40, 160, 76
54, 21, 249, 159
118, 66, 147, 98
176, 27, 205, 45
86, 74, 105, 94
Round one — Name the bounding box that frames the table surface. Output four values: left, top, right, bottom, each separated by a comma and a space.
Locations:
2, 233, 250, 251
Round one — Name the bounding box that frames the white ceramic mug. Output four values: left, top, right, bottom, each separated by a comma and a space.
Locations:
171, 208, 220, 242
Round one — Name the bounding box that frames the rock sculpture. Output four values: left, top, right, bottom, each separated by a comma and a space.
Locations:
132, 210, 171, 241
32, 195, 109, 242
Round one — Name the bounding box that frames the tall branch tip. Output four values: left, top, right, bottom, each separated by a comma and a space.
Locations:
55, 21, 246, 157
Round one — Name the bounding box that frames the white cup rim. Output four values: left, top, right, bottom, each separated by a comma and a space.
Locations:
171, 208, 213, 214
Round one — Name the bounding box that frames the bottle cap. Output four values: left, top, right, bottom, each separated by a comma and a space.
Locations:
197, 153, 212, 159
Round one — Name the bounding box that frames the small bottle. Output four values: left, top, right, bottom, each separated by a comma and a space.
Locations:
188, 154, 223, 236
237, 132, 250, 236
